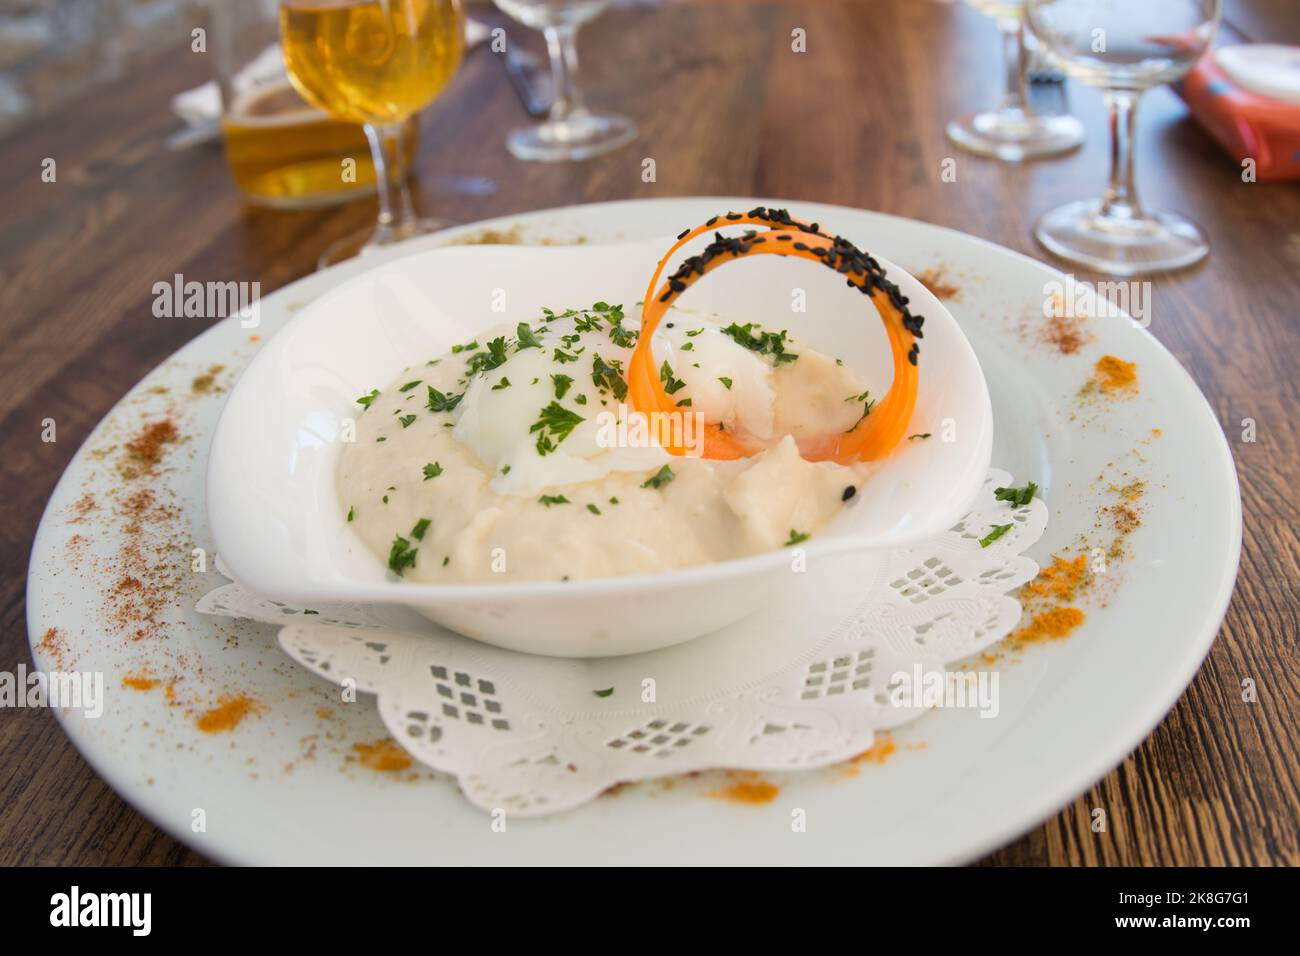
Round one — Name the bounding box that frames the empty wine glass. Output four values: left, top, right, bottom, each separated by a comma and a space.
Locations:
946, 0, 1085, 161
492, 0, 636, 161
1025, 0, 1221, 274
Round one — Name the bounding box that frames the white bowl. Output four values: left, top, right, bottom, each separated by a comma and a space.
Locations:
208, 236, 992, 657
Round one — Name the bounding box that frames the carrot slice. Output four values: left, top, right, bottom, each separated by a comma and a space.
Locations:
627, 208, 923, 463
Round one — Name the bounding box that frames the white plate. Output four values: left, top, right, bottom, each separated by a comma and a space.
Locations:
26, 198, 1240, 865
208, 237, 991, 656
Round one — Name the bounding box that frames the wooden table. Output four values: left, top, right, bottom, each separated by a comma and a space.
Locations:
1, 0, 1296, 866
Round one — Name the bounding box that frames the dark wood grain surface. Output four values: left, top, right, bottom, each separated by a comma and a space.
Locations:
1, 0, 1296, 866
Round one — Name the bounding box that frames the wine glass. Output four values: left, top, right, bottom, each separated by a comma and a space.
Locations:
1025, 0, 1221, 275
279, 0, 465, 267
491, 0, 636, 161
946, 0, 1085, 161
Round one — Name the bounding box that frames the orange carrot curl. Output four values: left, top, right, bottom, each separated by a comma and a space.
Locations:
627, 208, 923, 463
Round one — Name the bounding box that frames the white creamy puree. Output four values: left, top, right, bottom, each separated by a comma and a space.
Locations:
337, 304, 875, 583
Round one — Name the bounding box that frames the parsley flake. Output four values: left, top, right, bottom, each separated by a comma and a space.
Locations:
993, 482, 1038, 508
979, 523, 1014, 548
530, 402, 585, 456
387, 534, 417, 575
426, 386, 463, 413
641, 465, 675, 489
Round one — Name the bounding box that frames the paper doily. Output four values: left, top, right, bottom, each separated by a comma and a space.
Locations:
199, 468, 1046, 816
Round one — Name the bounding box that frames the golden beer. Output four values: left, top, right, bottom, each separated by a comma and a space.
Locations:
279, 0, 465, 126
221, 81, 417, 208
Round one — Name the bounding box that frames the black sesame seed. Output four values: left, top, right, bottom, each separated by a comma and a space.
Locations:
842, 485, 856, 501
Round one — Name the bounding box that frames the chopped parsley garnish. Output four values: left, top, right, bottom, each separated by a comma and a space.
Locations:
592, 354, 628, 400
398, 414, 417, 428
355, 389, 380, 409
845, 390, 875, 432
680, 342, 694, 352
552, 373, 574, 400
720, 322, 798, 363
552, 346, 581, 364
500, 465, 511, 475
979, 523, 1014, 548
346, 506, 354, 522
422, 462, 443, 480
410, 518, 431, 541
387, 534, 417, 575
574, 394, 588, 405
685, 328, 703, 337
718, 376, 733, 390
593, 687, 614, 698
908, 433, 932, 441
492, 376, 512, 390
450, 339, 479, 354
426, 386, 463, 413
398, 380, 422, 392
530, 402, 585, 456
516, 322, 544, 350
467, 336, 509, 375
609, 496, 619, 505
539, 494, 570, 507
641, 465, 675, 490
609, 323, 637, 348
659, 361, 687, 395
784, 529, 811, 546
586, 503, 601, 515
993, 482, 1038, 507
676, 398, 692, 407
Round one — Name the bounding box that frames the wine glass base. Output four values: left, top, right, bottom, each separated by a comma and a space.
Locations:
506, 111, 636, 163
1034, 200, 1209, 276
945, 110, 1084, 161
316, 217, 455, 271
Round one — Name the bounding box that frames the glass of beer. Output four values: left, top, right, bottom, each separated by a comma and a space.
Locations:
279, 0, 465, 266
212, 0, 419, 209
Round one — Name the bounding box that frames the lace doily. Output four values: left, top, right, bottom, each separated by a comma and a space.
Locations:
199, 468, 1046, 816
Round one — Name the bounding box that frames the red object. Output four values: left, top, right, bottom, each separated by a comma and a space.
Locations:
1176, 57, 1300, 182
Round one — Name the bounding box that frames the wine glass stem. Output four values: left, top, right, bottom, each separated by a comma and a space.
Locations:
544, 25, 586, 122
1101, 90, 1143, 221
365, 122, 418, 245
997, 18, 1029, 116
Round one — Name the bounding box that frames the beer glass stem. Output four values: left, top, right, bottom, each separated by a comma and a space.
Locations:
1100, 90, 1143, 222
365, 122, 418, 245
544, 24, 586, 122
